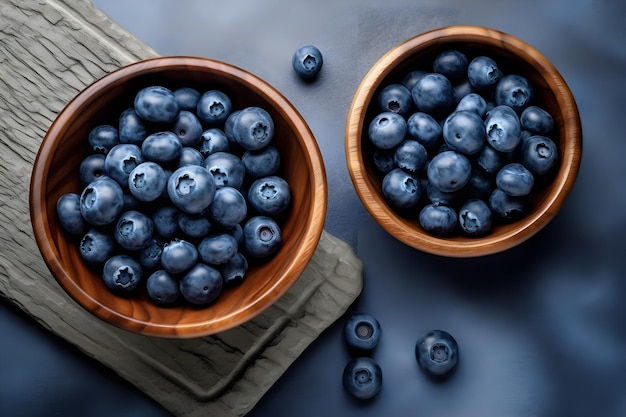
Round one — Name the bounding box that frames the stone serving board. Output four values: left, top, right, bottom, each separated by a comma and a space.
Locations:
0, 0, 363, 415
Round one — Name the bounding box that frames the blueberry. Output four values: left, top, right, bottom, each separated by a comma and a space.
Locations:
484, 105, 522, 152
134, 86, 180, 124
206, 186, 248, 228
443, 110, 486, 156
406, 112, 442, 148
453, 80, 475, 104
520, 135, 559, 176
368, 111, 407, 150
128, 161, 167, 202
455, 92, 488, 117
496, 163, 534, 197
218, 252, 248, 286
466, 167, 495, 200
467, 56, 502, 91
377, 83, 413, 116
489, 188, 531, 220
151, 205, 181, 239
232, 106, 274, 151
177, 212, 213, 238
197, 90, 232, 125
426, 182, 460, 206
138, 237, 164, 271
411, 73, 455, 118
172, 110, 203, 147
393, 140, 428, 173
520, 105, 555, 135
343, 313, 381, 355
104, 143, 144, 187
458, 199, 493, 236
102, 254, 143, 295
161, 239, 198, 274
199, 128, 230, 157
401, 70, 426, 91
79, 228, 114, 264
141, 131, 183, 164
292, 45, 323, 79
433, 49, 468, 83
495, 74, 533, 113
146, 270, 179, 305
427, 150, 472, 193
415, 329, 459, 377
371, 148, 396, 175
173, 87, 201, 112
79, 154, 106, 186
243, 216, 282, 259
167, 165, 216, 214
79, 176, 125, 226
179, 263, 223, 306
476, 143, 509, 175
203, 151, 246, 189
88, 124, 119, 154
242, 145, 281, 178
382, 168, 421, 209
197, 233, 239, 265
223, 109, 242, 144
114, 210, 154, 251
118, 108, 147, 146
57, 193, 86, 235
419, 203, 458, 235
177, 147, 205, 168
247, 176, 291, 216
342, 357, 383, 400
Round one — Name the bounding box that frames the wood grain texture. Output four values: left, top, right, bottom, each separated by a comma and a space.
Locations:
345, 25, 583, 257
0, 1, 363, 416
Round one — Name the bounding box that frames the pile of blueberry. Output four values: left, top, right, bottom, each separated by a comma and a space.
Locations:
367, 49, 559, 237
341, 313, 459, 400
56, 85, 291, 307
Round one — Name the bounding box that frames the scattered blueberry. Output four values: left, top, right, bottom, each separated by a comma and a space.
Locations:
342, 357, 383, 400
292, 45, 323, 79
415, 329, 459, 377
343, 313, 382, 355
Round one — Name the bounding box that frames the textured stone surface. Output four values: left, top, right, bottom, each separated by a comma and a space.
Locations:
0, 1, 363, 416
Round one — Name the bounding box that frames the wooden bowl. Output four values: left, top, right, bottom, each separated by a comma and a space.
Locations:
346, 26, 582, 257
30, 57, 327, 338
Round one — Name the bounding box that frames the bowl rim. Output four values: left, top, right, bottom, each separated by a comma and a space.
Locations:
30, 56, 328, 337
345, 25, 582, 257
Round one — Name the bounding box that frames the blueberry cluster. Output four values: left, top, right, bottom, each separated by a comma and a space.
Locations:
56, 85, 291, 307
368, 49, 559, 237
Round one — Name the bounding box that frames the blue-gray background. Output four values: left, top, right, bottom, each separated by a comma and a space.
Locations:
2, 0, 626, 416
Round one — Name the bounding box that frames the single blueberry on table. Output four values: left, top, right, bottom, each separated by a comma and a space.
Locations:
141, 131, 183, 164
442, 110, 486, 156
382, 168, 421, 210
342, 357, 383, 400
411, 72, 455, 118
167, 164, 216, 214
232, 106, 275, 151
114, 210, 154, 251
128, 161, 167, 202
415, 329, 459, 377
118, 108, 147, 146
79, 228, 114, 264
292, 45, 323, 79
467, 55, 502, 91
419, 203, 458, 236
196, 89, 232, 125
172, 110, 203, 147
427, 150, 472, 193
484, 105, 522, 153
179, 263, 223, 306
368, 111, 407, 150
520, 135, 559, 176
496, 162, 534, 197
203, 151, 246, 190
218, 252, 248, 286
57, 193, 86, 235
243, 216, 282, 259
520, 105, 555, 135
102, 254, 143, 295
406, 111, 442, 149
173, 87, 201, 112
247, 176, 291, 216
161, 239, 198, 274
146, 270, 179, 305
495, 74, 534, 113
134, 85, 180, 124
79, 153, 106, 186
458, 198, 493, 237
88, 124, 119, 154
343, 313, 382, 355
433, 49, 468, 83
377, 83, 413, 116
197, 233, 239, 265
79, 176, 125, 226
393, 140, 428, 173
104, 143, 144, 188
207, 186, 248, 228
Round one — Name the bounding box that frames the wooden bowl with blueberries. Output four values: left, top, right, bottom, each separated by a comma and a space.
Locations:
30, 56, 327, 338
345, 25, 582, 257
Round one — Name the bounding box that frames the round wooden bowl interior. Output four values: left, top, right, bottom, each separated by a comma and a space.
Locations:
345, 26, 582, 257
30, 57, 327, 338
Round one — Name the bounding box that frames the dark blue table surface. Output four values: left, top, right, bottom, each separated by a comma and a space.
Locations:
3, 0, 626, 416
